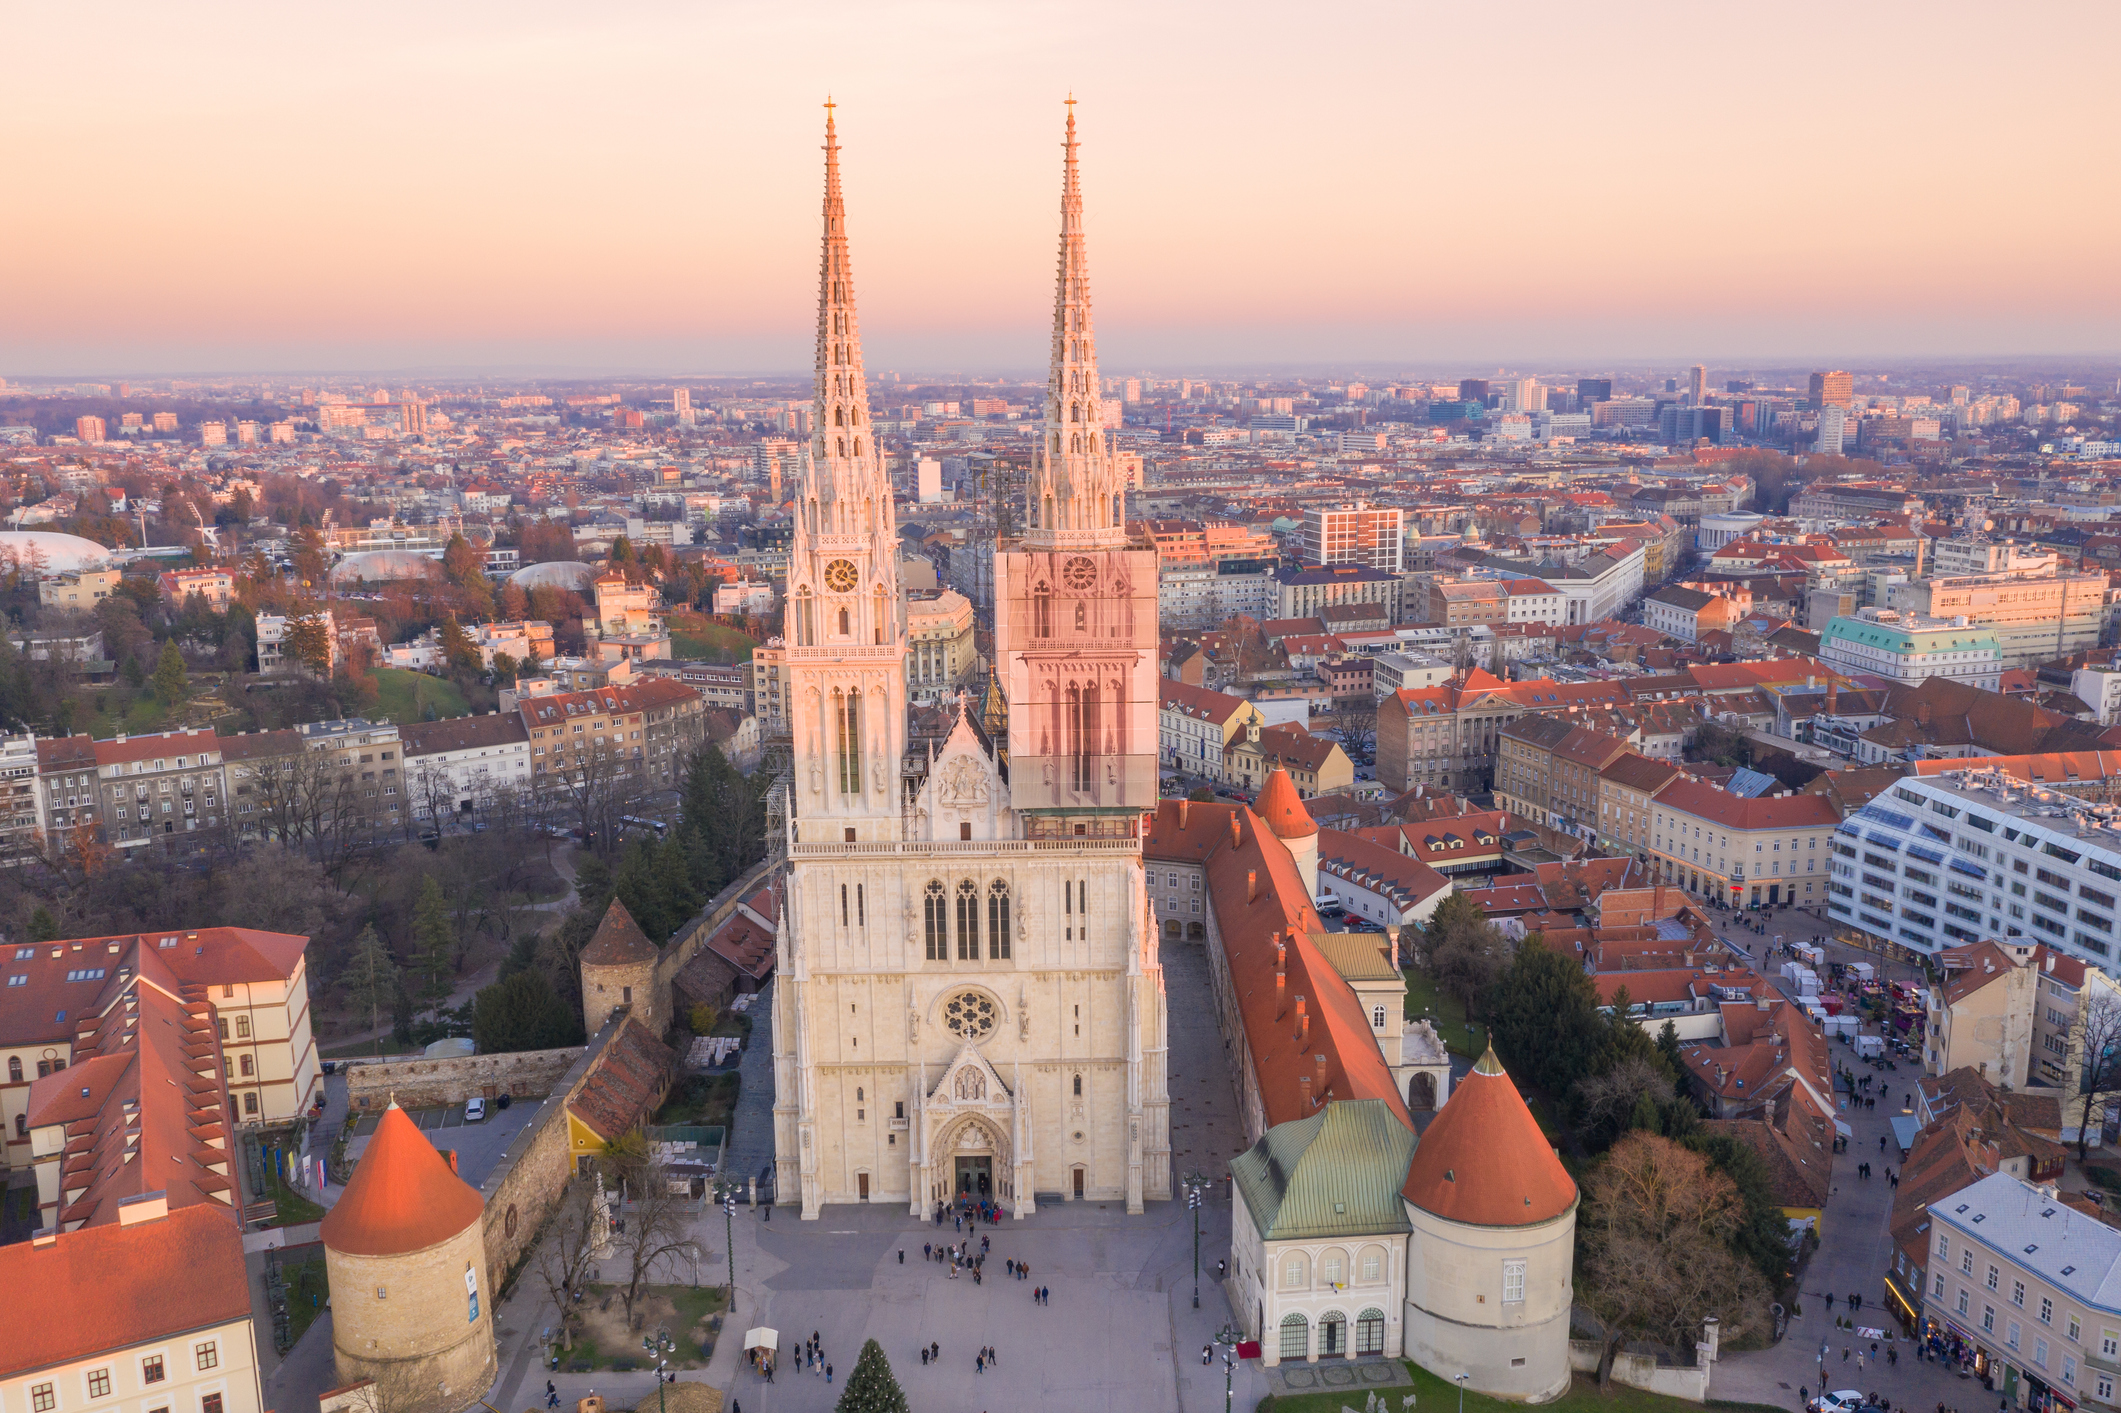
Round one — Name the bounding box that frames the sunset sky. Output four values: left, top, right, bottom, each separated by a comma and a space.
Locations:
7, 1, 2118, 376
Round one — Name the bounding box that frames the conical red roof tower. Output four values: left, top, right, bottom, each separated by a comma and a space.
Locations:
1254, 767, 1317, 841
320, 1102, 485, 1256
1401, 1045, 1575, 1225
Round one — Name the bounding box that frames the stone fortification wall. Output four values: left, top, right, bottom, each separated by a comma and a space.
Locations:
476, 1015, 628, 1293
345, 1046, 581, 1110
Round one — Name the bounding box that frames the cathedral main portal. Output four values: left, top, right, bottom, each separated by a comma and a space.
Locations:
954, 1155, 993, 1197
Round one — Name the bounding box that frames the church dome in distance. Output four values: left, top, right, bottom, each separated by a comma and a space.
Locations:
320, 1102, 484, 1256
1401, 1045, 1576, 1226
1254, 768, 1318, 841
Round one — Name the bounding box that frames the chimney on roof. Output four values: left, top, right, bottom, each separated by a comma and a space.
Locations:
1276, 970, 1287, 1018
1247, 869, 1258, 903
1314, 1051, 1328, 1090
1918, 700, 1932, 727
1230, 814, 1242, 847
1299, 1073, 1312, 1108
1387, 924, 1400, 971
1178, 798, 1189, 829
1295, 995, 1309, 1045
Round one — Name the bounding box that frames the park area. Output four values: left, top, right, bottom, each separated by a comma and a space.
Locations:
554, 1284, 728, 1371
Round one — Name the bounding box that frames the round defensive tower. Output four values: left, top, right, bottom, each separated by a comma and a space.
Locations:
320, 1101, 494, 1413
1255, 766, 1320, 900
1400, 1046, 1579, 1402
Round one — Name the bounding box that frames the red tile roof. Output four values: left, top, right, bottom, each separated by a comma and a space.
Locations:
0, 1203, 250, 1379
320, 1103, 485, 1256
1145, 800, 1411, 1132
1254, 768, 1318, 840
1401, 1047, 1576, 1225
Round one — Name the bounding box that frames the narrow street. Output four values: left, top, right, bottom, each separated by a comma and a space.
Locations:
1704, 906, 1990, 1413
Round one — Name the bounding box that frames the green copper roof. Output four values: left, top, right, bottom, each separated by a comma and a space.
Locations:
1820, 617, 1999, 654
1230, 1099, 1416, 1241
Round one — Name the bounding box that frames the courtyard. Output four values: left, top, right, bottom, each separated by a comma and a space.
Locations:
486, 926, 1273, 1413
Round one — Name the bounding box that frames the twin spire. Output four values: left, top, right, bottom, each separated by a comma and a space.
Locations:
808, 100, 1125, 552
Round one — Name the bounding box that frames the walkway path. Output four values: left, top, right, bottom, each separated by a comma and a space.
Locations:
724, 979, 778, 1199
1705, 908, 1985, 1413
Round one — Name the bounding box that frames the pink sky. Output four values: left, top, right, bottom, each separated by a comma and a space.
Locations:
6, 1, 2118, 374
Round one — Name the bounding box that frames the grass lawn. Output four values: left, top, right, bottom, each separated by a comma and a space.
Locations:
1401, 965, 1488, 1058
1263, 1363, 1781, 1413
260, 1168, 327, 1226
281, 1251, 329, 1347
371, 667, 470, 724
671, 622, 759, 662
558, 1284, 728, 1369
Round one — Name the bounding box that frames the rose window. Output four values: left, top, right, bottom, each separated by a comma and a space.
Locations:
943, 991, 997, 1041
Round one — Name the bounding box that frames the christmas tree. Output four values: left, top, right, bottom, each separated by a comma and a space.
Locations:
835, 1338, 909, 1413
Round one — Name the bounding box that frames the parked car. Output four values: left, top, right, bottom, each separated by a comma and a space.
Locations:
464, 1097, 487, 1123
1810, 1391, 1865, 1413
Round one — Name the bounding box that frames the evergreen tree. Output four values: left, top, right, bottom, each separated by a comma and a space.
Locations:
572, 853, 615, 917
122, 653, 146, 688
26, 906, 58, 943
1655, 1019, 1686, 1074
438, 617, 479, 673
614, 837, 666, 941
471, 968, 582, 1053
153, 640, 188, 705
1486, 937, 1606, 1098
834, 1339, 908, 1413
340, 925, 401, 1052
411, 876, 456, 1011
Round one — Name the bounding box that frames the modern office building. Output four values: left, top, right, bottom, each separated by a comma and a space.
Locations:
1576, 377, 1612, 406
1809, 370, 1854, 409
1826, 770, 2121, 963
1303, 503, 1405, 574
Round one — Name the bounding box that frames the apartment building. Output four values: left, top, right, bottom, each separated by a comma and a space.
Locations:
1272, 563, 1402, 623
749, 644, 788, 739
37, 567, 119, 611
516, 677, 705, 794
400, 712, 534, 822
1648, 777, 1840, 908
1376, 671, 1633, 794
1495, 721, 1631, 838
157, 567, 235, 610
94, 729, 226, 852
1922, 1172, 2119, 1409
255, 609, 336, 676
1596, 753, 1684, 857
1302, 503, 1403, 574
1825, 772, 2121, 968
295, 719, 404, 838
34, 734, 97, 857
1643, 585, 1749, 643
1921, 939, 2121, 1141
1159, 680, 1266, 783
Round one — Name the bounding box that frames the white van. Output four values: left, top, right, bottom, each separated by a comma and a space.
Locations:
1314, 891, 1345, 917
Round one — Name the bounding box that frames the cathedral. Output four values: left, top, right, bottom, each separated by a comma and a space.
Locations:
771, 103, 1173, 1219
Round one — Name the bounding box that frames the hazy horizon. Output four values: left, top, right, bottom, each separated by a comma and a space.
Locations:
8, 1, 2117, 376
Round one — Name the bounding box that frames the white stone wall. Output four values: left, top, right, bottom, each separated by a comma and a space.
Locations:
1404, 1200, 1576, 1401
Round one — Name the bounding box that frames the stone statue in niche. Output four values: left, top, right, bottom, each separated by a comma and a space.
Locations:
955, 1068, 985, 1101
908, 1009, 920, 1042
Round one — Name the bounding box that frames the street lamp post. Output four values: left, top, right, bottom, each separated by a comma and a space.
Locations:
642, 1328, 674, 1413
1183, 1170, 1208, 1310
1212, 1323, 1242, 1413
714, 1182, 739, 1318
1457, 1371, 1470, 1413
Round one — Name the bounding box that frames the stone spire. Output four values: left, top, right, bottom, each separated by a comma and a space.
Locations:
1027, 98, 1126, 550
801, 99, 896, 571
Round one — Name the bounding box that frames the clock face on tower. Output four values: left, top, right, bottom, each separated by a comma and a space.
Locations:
824, 558, 859, 592
1062, 555, 1097, 592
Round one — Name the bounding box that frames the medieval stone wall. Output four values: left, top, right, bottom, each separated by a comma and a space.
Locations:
475, 1015, 627, 1293
345, 1047, 582, 1110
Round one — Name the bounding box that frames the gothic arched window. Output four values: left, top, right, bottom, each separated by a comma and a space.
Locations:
987, 880, 1012, 960
836, 689, 861, 796
924, 880, 946, 960
794, 588, 815, 646
1070, 402, 1081, 423
1072, 1073, 1082, 1097
838, 606, 850, 637
874, 586, 886, 645
956, 879, 981, 961
835, 406, 844, 426
1033, 582, 1052, 639
837, 436, 847, 456
1074, 601, 1087, 633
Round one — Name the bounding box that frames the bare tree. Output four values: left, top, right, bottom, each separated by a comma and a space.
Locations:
2075, 989, 2121, 1159
531, 1179, 601, 1351
1577, 1132, 1766, 1386
1574, 1053, 1675, 1143
1327, 696, 1377, 760
615, 1159, 694, 1329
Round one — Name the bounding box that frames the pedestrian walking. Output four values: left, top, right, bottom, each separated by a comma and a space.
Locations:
1203, 1344, 1213, 1365
1844, 1347, 1851, 1363
976, 1354, 985, 1375
932, 1342, 939, 1361
898, 1248, 905, 1264
925, 1242, 932, 1259
922, 1348, 929, 1366
826, 1364, 833, 1385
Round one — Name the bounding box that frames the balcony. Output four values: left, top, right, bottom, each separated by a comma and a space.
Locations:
789, 836, 1140, 859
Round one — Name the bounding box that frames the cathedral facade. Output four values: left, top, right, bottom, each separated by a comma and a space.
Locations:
771, 104, 1172, 1220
